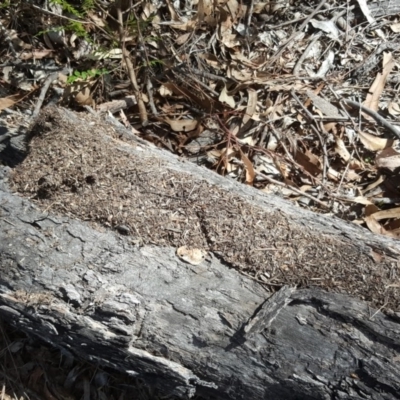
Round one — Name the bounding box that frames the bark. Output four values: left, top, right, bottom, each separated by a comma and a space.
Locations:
368, 0, 400, 17
0, 108, 400, 400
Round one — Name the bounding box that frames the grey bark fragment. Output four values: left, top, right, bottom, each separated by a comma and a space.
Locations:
242, 285, 296, 339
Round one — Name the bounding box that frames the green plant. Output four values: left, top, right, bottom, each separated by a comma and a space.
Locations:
48, 0, 98, 38
0, 0, 11, 9
126, 14, 154, 35
364, 156, 372, 164
142, 59, 165, 68
65, 20, 88, 37
67, 68, 108, 84
49, 0, 83, 17
81, 0, 95, 11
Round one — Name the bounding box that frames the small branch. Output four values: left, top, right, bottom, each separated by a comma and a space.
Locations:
257, 171, 330, 209
245, 0, 255, 37
31, 4, 91, 24
31, 72, 59, 120
267, 0, 329, 67
342, 99, 400, 140
291, 90, 329, 185
116, 6, 148, 126
146, 78, 158, 116
0, 20, 17, 56
293, 32, 322, 76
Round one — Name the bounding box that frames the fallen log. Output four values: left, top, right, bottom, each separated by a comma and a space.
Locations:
0, 107, 400, 399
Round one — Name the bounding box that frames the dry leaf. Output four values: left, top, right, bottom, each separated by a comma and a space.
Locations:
370, 207, 400, 221
365, 204, 380, 216
362, 175, 385, 195
253, 2, 267, 13
358, 131, 391, 151
89, 48, 122, 60
0, 96, 18, 111
295, 151, 321, 176
20, 49, 53, 60
388, 102, 400, 117
87, 11, 106, 27
345, 170, 361, 181
177, 246, 207, 265
309, 19, 340, 40
239, 150, 255, 185
327, 167, 340, 181
162, 82, 215, 112
356, 0, 385, 38
75, 87, 93, 106
364, 215, 391, 236
335, 137, 351, 162
164, 117, 198, 132
307, 90, 343, 117
363, 52, 394, 114
175, 32, 191, 45
335, 137, 363, 169
376, 148, 400, 171
219, 86, 235, 108
390, 23, 400, 33
342, 196, 372, 205
243, 89, 257, 124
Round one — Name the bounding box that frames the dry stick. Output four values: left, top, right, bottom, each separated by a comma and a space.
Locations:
342, 99, 400, 140
268, 124, 315, 182
31, 4, 92, 24
185, 73, 219, 97
31, 72, 60, 120
290, 90, 329, 185
116, 7, 148, 126
255, 169, 330, 209
133, 9, 158, 118
293, 32, 322, 76
267, 0, 329, 67
0, 20, 17, 56
133, 9, 152, 71
183, 67, 229, 83
335, 148, 356, 196
268, 4, 355, 29
245, 0, 255, 37
146, 79, 158, 116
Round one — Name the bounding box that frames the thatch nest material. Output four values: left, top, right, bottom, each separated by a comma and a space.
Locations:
11, 107, 400, 311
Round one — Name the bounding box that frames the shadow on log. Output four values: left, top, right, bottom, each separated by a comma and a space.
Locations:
0, 107, 400, 399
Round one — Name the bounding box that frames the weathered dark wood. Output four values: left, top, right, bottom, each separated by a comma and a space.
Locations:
1, 108, 400, 400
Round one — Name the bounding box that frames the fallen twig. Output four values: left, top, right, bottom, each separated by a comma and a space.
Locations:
343, 99, 400, 140
245, 0, 255, 37
96, 96, 137, 114
256, 169, 330, 209
291, 90, 329, 185
31, 72, 59, 120
267, 0, 329, 67
293, 32, 322, 76
116, 7, 148, 126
